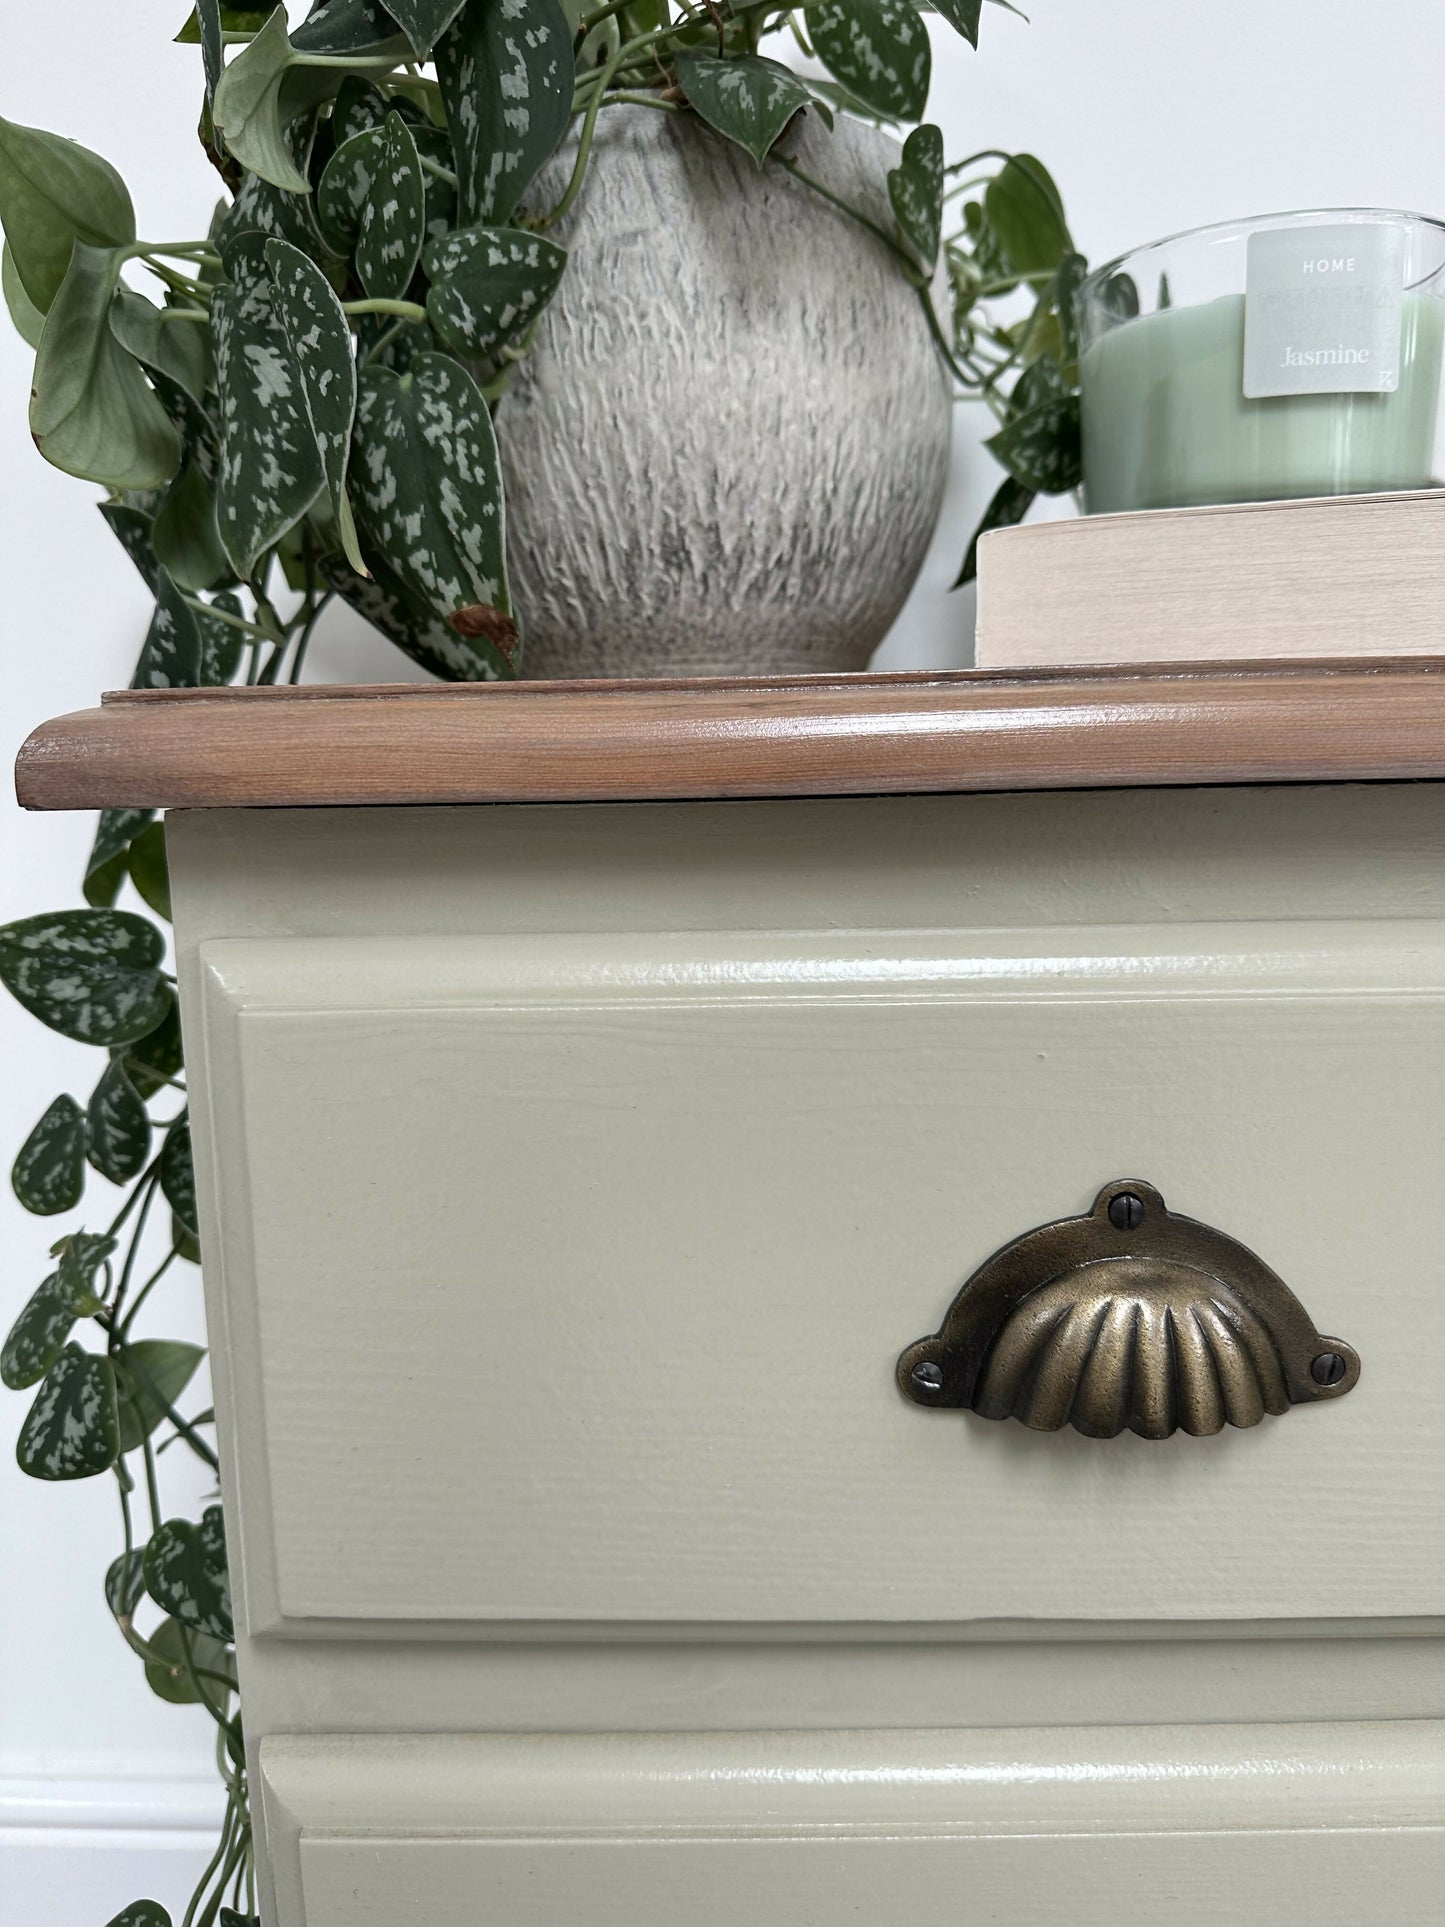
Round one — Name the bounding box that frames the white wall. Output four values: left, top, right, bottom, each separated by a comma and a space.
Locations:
3, 3, 1444, 1920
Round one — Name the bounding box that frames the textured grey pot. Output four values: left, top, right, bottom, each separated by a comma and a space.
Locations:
497, 108, 951, 680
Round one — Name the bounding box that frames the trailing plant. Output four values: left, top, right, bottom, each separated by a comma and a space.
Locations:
0, 4, 1084, 1922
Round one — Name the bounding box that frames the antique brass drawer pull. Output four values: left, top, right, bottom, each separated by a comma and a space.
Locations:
897, 1181, 1359, 1440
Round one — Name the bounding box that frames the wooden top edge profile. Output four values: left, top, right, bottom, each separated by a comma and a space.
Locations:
16, 657, 1445, 811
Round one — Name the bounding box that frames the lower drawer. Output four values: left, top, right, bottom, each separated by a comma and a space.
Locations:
258, 1722, 1445, 1927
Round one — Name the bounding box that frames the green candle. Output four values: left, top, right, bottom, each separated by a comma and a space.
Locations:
1081, 290, 1445, 515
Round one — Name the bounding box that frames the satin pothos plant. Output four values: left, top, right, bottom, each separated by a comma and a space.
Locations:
0, 4, 1082, 1922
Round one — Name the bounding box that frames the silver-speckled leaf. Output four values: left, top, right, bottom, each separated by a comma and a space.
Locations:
291, 0, 406, 53
131, 571, 203, 689
2, 1271, 81, 1390
124, 1002, 185, 1100
102, 1905, 172, 1927
144, 1504, 233, 1640
264, 238, 362, 571
437, 0, 573, 223
888, 122, 943, 272
196, 591, 247, 686
0, 911, 170, 1047
985, 391, 1081, 493
85, 807, 157, 908
351, 352, 511, 624
212, 233, 326, 578
330, 75, 389, 145
321, 551, 516, 679
386, 0, 468, 55
216, 163, 345, 281
933, 0, 982, 45
423, 223, 566, 361
160, 1118, 198, 1237
97, 503, 160, 590
810, 0, 930, 122
105, 1546, 148, 1619
356, 111, 426, 302
316, 126, 384, 255
87, 1056, 152, 1184
414, 122, 458, 241
17, 1343, 119, 1480
673, 52, 812, 168
12, 1096, 87, 1216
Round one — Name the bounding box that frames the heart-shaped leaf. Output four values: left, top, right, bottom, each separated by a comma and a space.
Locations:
124, 1002, 185, 1100
160, 1118, 198, 1237
984, 153, 1070, 280
330, 76, 391, 146
12, 1095, 87, 1215
87, 1057, 152, 1183
105, 1547, 149, 1619
673, 52, 813, 168
424, 223, 566, 361
351, 352, 511, 627
291, 0, 408, 55
110, 289, 212, 411
0, 115, 135, 313
0, 910, 170, 1047
357, 111, 425, 300
316, 126, 385, 254
437, 0, 573, 224
1, 1273, 75, 1390
3, 240, 45, 346
810, 0, 930, 122
103, 1903, 173, 1927
933, 0, 981, 45
17, 1344, 119, 1480
30, 243, 181, 490
985, 391, 1081, 493
213, 233, 326, 578
117, 1340, 205, 1454
888, 122, 943, 274
213, 7, 364, 195
263, 238, 364, 574
143, 1614, 235, 1704
145, 1505, 233, 1639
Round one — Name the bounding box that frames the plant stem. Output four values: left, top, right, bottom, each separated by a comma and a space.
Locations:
155, 307, 212, 324
180, 595, 270, 640
769, 154, 913, 267
343, 296, 429, 321
118, 1246, 180, 1338
545, 40, 629, 229
141, 1434, 163, 1536
415, 150, 458, 188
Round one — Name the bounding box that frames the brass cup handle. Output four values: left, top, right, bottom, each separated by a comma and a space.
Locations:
897, 1180, 1359, 1441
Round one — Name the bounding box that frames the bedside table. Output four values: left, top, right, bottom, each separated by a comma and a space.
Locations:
19, 662, 1445, 1926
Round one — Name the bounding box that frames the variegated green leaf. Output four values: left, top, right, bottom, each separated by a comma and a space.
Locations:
132, 571, 203, 689
97, 504, 160, 591
160, 1118, 198, 1238
263, 238, 363, 572
17, 1344, 119, 1480
145, 1505, 232, 1640
356, 111, 425, 301
0, 1260, 102, 1390
386, 0, 468, 55
810, 0, 930, 122
85, 807, 157, 908
316, 125, 383, 254
216, 162, 344, 279
351, 352, 512, 634
117, 1341, 205, 1455
330, 75, 390, 145
103, 1899, 172, 1927
673, 53, 813, 168
415, 123, 459, 241
437, 0, 573, 224
213, 7, 364, 195
0, 911, 170, 1047
213, 233, 326, 578
105, 1547, 149, 1619
196, 591, 247, 686
0, 114, 135, 313
888, 122, 943, 273
291, 0, 406, 54
423, 223, 566, 361
985, 391, 1081, 493
30, 243, 180, 490
321, 550, 516, 680
12, 1096, 87, 1215
124, 1002, 185, 1100
933, 0, 982, 45
87, 1056, 152, 1183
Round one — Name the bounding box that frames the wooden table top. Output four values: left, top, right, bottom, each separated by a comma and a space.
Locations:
15, 659, 1445, 811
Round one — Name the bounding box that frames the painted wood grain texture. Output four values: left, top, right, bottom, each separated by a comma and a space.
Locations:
258, 1726, 1445, 1927
198, 920, 1445, 1629
18, 658, 1445, 810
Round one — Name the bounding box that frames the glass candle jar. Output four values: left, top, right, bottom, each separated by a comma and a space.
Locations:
1077, 209, 1445, 515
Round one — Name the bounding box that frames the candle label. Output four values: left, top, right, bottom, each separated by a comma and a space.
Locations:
1243, 222, 1405, 398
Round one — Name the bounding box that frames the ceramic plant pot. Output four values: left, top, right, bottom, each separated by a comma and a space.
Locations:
497, 107, 951, 679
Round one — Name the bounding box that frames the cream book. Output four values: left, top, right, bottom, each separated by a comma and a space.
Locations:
973, 488, 1445, 669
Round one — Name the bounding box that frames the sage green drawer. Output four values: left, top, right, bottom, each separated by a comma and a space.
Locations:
257, 1724, 1445, 1927
194, 915, 1445, 1635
